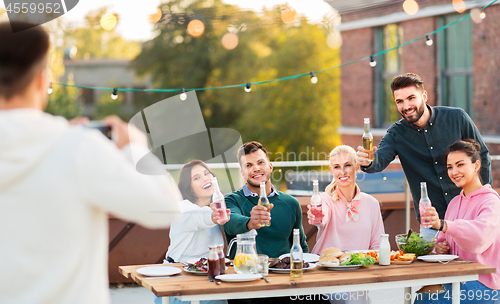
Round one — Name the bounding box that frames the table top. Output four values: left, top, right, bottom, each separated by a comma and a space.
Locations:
119, 260, 495, 298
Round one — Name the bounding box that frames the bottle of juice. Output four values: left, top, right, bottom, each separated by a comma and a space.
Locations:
419, 182, 432, 228
207, 245, 220, 281
310, 180, 323, 225
290, 229, 303, 278
362, 118, 374, 161
212, 177, 228, 224
257, 182, 271, 227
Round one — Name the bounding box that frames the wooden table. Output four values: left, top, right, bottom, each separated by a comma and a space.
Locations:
119, 260, 495, 304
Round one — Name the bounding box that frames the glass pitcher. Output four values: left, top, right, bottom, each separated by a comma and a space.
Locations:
227, 229, 258, 274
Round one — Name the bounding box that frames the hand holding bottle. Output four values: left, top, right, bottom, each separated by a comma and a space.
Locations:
356, 146, 378, 166
247, 204, 274, 230
306, 205, 324, 225
420, 206, 441, 230
210, 203, 231, 225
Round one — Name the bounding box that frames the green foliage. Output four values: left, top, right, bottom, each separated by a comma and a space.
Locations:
134, 0, 342, 160
65, 7, 141, 60
45, 85, 82, 119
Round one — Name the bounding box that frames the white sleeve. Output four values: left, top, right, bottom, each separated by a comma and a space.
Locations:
76, 132, 182, 229
174, 202, 217, 233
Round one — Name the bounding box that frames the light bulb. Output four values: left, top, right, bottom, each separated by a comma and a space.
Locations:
180, 88, 187, 100
426, 35, 433, 46
244, 83, 251, 93
310, 72, 318, 84
369, 56, 377, 67
47, 82, 53, 94
111, 88, 118, 100
480, 12, 486, 19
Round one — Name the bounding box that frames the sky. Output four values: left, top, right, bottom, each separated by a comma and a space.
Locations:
1, 0, 336, 41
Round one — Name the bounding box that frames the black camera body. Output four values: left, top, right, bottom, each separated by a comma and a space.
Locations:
85, 121, 112, 139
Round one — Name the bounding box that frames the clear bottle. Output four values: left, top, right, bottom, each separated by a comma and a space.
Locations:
379, 234, 391, 266
290, 229, 303, 278
211, 177, 228, 224
310, 180, 323, 225
419, 182, 432, 228
362, 118, 374, 161
217, 244, 225, 275
257, 182, 271, 227
207, 245, 220, 281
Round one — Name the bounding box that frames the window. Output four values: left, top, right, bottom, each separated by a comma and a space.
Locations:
374, 24, 403, 128
438, 14, 473, 116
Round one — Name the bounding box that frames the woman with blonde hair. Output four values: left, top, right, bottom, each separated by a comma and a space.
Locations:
308, 145, 385, 253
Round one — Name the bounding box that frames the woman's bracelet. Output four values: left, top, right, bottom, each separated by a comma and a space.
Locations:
438, 219, 445, 231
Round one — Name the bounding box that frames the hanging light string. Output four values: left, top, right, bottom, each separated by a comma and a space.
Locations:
54, 0, 497, 94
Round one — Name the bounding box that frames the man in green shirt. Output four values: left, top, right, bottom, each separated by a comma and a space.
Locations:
357, 73, 491, 223
224, 141, 308, 259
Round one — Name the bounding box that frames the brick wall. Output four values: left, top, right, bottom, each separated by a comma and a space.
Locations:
338, 5, 500, 187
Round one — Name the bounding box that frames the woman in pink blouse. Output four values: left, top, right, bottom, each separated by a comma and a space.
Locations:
416, 139, 500, 304
308, 145, 385, 253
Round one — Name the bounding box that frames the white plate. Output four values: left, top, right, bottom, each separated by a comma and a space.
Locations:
186, 258, 230, 265
215, 274, 262, 282
136, 266, 182, 276
417, 255, 459, 263
316, 263, 362, 270
278, 253, 320, 263
183, 266, 228, 275
269, 263, 317, 273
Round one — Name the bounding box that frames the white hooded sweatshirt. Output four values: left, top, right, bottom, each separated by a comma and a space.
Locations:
0, 109, 181, 304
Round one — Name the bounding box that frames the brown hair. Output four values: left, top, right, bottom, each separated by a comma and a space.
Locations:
178, 160, 215, 203
0, 21, 50, 100
237, 141, 269, 168
390, 73, 424, 95
446, 139, 482, 183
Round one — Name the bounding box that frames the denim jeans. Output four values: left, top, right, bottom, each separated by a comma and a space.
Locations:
414, 281, 500, 304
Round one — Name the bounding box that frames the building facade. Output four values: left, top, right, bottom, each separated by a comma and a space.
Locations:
326, 0, 500, 185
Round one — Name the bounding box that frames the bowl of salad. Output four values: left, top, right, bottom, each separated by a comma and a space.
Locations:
395, 231, 436, 256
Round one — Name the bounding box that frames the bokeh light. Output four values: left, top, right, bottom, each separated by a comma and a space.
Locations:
281, 7, 297, 24
100, 14, 117, 31
470, 8, 483, 23
148, 8, 162, 24
187, 19, 205, 38
402, 0, 419, 16
452, 0, 466, 13
221, 33, 238, 50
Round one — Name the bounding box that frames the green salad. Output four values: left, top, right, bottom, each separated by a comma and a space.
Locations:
341, 253, 376, 266
398, 232, 435, 256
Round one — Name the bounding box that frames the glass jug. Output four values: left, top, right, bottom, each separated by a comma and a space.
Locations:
227, 229, 258, 274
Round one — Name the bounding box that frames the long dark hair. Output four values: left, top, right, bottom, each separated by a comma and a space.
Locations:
178, 160, 215, 203
446, 139, 482, 183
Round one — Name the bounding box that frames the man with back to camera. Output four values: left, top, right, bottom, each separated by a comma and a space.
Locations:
357, 73, 491, 225
0, 21, 181, 303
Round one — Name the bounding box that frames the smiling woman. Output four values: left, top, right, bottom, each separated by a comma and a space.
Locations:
157, 160, 230, 304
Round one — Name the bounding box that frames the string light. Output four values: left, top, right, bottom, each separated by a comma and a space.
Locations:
425, 35, 433, 46
244, 83, 251, 92
47, 82, 53, 94
221, 33, 238, 50
100, 14, 117, 31
148, 7, 162, 24
187, 19, 205, 38
49, 0, 498, 96
471, 8, 486, 23
402, 0, 419, 16
180, 88, 187, 100
310, 72, 318, 84
452, 0, 466, 13
111, 88, 118, 100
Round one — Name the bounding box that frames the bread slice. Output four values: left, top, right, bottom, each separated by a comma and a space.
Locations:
321, 247, 342, 258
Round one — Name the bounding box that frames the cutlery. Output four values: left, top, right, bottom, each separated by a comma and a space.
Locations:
209, 278, 222, 285
261, 275, 271, 282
